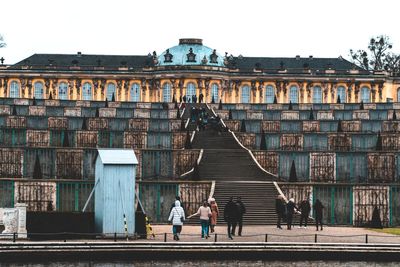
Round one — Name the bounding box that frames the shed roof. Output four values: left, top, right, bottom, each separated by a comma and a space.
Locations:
97, 149, 138, 165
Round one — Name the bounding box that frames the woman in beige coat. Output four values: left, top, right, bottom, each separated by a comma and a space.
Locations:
208, 197, 219, 233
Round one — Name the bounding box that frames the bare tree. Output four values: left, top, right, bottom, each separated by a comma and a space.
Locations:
0, 34, 5, 48
350, 35, 400, 75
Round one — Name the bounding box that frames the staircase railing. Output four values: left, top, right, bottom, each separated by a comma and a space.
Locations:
208, 180, 216, 200
179, 149, 204, 178
207, 104, 278, 179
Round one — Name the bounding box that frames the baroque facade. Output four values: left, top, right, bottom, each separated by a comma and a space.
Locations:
0, 38, 399, 104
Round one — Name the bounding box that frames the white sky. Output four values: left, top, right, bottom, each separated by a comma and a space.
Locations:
1, 0, 400, 64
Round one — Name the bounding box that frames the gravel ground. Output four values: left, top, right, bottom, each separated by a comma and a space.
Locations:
149, 224, 400, 244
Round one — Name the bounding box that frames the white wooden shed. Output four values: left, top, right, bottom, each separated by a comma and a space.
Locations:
95, 149, 138, 236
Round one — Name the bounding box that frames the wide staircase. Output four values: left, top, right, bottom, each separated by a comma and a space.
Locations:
185, 103, 279, 225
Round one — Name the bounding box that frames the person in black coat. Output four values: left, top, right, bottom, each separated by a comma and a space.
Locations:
314, 199, 324, 231
275, 195, 285, 229
199, 93, 204, 103
232, 196, 246, 236
224, 197, 238, 239
299, 198, 311, 228
286, 198, 298, 230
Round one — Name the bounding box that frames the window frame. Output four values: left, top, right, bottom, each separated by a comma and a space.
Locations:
58, 82, 68, 100
289, 85, 299, 103
162, 82, 172, 102
106, 83, 116, 101
241, 85, 250, 103
265, 85, 275, 103
337, 86, 346, 103
130, 83, 141, 102
312, 86, 322, 104
9, 81, 20, 98
211, 83, 219, 102
82, 82, 92, 100
34, 81, 44, 99
361, 86, 371, 103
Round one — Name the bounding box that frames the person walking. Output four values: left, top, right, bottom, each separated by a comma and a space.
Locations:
286, 198, 297, 230
187, 201, 212, 239
168, 200, 185, 241
275, 195, 285, 229
223, 197, 238, 239
208, 197, 219, 233
232, 196, 246, 236
298, 198, 311, 229
314, 199, 325, 231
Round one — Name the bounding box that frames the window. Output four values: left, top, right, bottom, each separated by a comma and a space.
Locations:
186, 82, 196, 102
58, 82, 68, 100
163, 83, 171, 102
397, 88, 400, 102
130, 83, 140, 102
82, 82, 92, 100
361, 86, 371, 103
337, 86, 346, 103
34, 82, 44, 99
211, 83, 219, 102
313, 86, 322, 103
265, 85, 274, 103
106, 83, 116, 101
241, 85, 250, 103
9, 81, 20, 98
289, 85, 298, 103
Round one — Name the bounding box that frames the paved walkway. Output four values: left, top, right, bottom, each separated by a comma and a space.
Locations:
149, 224, 400, 244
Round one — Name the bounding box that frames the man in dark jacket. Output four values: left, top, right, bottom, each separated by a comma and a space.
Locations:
299, 198, 311, 228
286, 198, 298, 230
314, 199, 324, 231
275, 195, 285, 229
232, 196, 246, 236
224, 197, 238, 239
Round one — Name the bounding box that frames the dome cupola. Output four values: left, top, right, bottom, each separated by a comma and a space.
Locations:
157, 38, 225, 67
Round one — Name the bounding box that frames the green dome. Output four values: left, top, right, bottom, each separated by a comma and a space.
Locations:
158, 39, 225, 67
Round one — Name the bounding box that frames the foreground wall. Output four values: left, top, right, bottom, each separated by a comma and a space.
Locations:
279, 183, 400, 227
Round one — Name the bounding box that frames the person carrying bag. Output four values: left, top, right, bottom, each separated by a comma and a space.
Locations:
168, 200, 185, 240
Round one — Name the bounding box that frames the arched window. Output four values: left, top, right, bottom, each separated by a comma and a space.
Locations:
34, 82, 44, 99
313, 86, 322, 103
163, 83, 171, 102
241, 85, 250, 103
130, 83, 140, 102
58, 82, 68, 100
397, 88, 400, 102
289, 85, 298, 103
9, 81, 20, 98
265, 85, 275, 103
211, 83, 219, 102
361, 86, 371, 103
186, 82, 196, 102
82, 82, 92, 100
106, 83, 116, 101
337, 86, 346, 103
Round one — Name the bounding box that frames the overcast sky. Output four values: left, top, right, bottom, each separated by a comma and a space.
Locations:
1, 0, 400, 64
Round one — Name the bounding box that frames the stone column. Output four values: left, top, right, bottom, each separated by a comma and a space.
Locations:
15, 203, 27, 238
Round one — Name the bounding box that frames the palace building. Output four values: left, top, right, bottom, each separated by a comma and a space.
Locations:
1, 38, 400, 229
0, 38, 399, 104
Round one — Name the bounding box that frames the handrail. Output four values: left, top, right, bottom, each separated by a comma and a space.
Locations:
185, 118, 190, 129
208, 180, 216, 199
179, 149, 204, 178
190, 130, 196, 143
273, 181, 288, 203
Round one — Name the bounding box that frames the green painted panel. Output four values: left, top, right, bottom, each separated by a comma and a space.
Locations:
336, 153, 367, 183
303, 134, 328, 151
278, 152, 309, 182
0, 180, 14, 208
